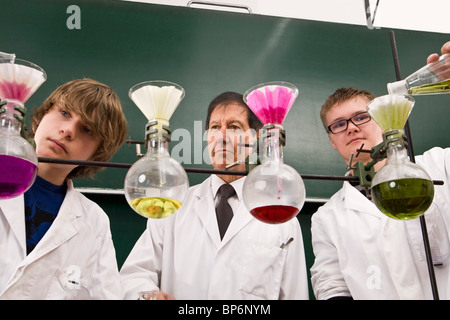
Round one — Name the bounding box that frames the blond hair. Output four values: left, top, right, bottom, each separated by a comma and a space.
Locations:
320, 87, 375, 133
31, 78, 128, 179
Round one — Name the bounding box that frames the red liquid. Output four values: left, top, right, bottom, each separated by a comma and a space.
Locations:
0, 154, 37, 199
250, 205, 299, 224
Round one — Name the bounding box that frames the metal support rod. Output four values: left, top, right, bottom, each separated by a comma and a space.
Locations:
389, 30, 439, 300
38, 157, 444, 186
36, 157, 357, 181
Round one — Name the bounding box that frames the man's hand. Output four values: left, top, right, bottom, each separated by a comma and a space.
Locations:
156, 290, 175, 300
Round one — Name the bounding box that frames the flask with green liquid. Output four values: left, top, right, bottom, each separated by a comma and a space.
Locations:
368, 94, 434, 220
387, 54, 449, 95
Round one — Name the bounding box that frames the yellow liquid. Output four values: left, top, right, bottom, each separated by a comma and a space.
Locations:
408, 79, 450, 95
130, 197, 182, 219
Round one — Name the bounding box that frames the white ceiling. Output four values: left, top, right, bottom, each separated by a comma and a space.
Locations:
123, 0, 449, 34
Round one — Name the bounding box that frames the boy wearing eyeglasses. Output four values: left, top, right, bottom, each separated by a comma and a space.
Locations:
320, 88, 384, 173
310, 84, 450, 300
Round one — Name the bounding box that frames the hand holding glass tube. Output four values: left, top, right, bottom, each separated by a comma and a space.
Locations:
425, 41, 450, 87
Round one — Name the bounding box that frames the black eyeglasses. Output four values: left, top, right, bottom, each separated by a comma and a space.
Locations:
327, 111, 372, 134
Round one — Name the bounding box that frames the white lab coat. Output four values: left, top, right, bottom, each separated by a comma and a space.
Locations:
0, 180, 122, 299
120, 175, 309, 300
311, 147, 450, 300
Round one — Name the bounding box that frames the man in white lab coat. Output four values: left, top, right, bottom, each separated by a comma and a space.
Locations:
311, 81, 450, 299
0, 79, 128, 299
120, 91, 309, 300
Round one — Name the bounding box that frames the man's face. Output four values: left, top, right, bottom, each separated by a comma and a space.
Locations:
206, 103, 256, 170
326, 96, 384, 165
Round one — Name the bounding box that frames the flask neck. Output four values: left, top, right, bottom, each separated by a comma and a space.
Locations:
145, 137, 169, 156
260, 124, 284, 164
386, 139, 408, 164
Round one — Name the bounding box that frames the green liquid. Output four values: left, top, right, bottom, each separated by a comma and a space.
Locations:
408, 79, 450, 95
371, 178, 434, 220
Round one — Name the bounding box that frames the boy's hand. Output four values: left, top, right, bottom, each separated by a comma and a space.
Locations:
426, 41, 450, 64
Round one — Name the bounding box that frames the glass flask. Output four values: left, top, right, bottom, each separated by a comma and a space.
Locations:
124, 81, 189, 219
368, 94, 434, 220
243, 81, 305, 224
0, 55, 46, 199
387, 53, 449, 95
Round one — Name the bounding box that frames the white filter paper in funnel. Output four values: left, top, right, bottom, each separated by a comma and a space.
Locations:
368, 94, 414, 132
0, 60, 46, 104
130, 84, 184, 121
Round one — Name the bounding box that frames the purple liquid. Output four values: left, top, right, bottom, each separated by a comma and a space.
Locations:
0, 154, 37, 199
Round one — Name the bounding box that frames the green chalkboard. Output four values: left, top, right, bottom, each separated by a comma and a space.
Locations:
2, 0, 449, 200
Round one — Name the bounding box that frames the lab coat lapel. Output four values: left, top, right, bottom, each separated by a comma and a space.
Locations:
194, 176, 253, 248
26, 185, 80, 262
0, 196, 26, 254
195, 178, 222, 247
343, 181, 382, 219
219, 201, 253, 246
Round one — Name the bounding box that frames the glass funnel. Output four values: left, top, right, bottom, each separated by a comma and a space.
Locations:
124, 81, 189, 219
0, 54, 46, 199
368, 94, 434, 220
242, 81, 305, 224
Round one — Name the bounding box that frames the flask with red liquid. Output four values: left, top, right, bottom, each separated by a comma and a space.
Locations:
242, 82, 305, 224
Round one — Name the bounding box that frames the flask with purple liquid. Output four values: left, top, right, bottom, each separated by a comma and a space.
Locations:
0, 52, 46, 199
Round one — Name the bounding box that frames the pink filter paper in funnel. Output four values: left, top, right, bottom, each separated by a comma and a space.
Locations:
0, 60, 46, 105
245, 84, 297, 125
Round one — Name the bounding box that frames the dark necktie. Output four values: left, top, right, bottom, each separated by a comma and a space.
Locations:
216, 184, 236, 240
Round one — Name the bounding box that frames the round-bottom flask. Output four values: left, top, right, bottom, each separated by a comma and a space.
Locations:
0, 100, 38, 199
371, 134, 434, 220
243, 125, 305, 224
124, 121, 189, 219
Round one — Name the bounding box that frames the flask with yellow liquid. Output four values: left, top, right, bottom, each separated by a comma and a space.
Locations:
124, 81, 189, 219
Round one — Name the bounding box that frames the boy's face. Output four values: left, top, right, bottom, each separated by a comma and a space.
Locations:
34, 104, 101, 173
206, 103, 256, 170
326, 96, 384, 165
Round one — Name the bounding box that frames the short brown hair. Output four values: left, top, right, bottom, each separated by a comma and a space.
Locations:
31, 78, 128, 179
320, 87, 375, 132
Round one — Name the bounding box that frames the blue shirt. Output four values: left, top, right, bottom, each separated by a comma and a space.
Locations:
24, 176, 67, 255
